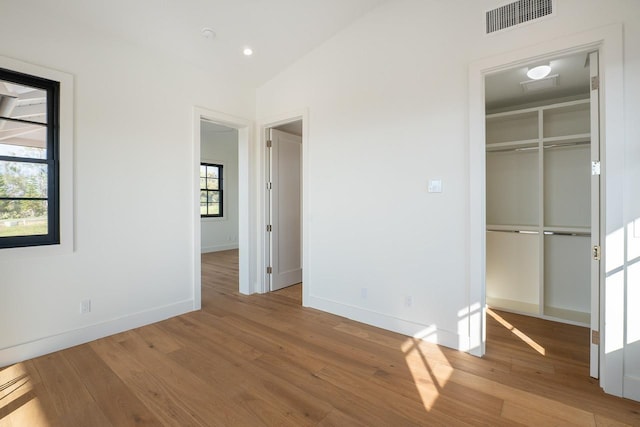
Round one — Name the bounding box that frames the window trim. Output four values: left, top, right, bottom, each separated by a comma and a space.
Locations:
200, 162, 223, 218
0, 68, 60, 249
0, 55, 73, 258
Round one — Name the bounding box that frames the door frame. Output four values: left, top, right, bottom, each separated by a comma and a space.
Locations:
192, 107, 253, 306
468, 24, 624, 395
258, 110, 308, 304
482, 48, 601, 371
266, 128, 303, 292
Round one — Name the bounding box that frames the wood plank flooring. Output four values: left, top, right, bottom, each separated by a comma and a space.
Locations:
2, 249, 640, 426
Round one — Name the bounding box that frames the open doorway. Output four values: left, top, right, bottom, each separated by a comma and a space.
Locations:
200, 121, 239, 254
192, 107, 252, 310
264, 119, 304, 300
483, 50, 601, 377
469, 23, 624, 398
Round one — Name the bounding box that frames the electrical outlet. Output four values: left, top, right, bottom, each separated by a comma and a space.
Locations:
80, 299, 91, 314
405, 296, 413, 307
361, 288, 368, 299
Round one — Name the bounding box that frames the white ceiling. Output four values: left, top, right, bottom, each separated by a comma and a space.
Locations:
485, 51, 592, 111
39, 0, 388, 88
19, 2, 593, 109
201, 120, 237, 134
274, 120, 302, 136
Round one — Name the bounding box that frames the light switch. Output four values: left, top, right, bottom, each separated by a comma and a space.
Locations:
428, 179, 443, 193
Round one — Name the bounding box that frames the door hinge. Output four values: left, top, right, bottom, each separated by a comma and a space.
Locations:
591, 76, 600, 91
592, 330, 600, 345
267, 140, 272, 148
267, 182, 272, 190
267, 266, 272, 274
267, 224, 272, 232
592, 245, 601, 261
591, 161, 601, 176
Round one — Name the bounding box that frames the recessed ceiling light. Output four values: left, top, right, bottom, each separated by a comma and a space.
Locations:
243, 47, 253, 56
527, 65, 552, 80
201, 27, 216, 39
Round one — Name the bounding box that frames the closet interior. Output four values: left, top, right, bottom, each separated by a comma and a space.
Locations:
485, 51, 597, 327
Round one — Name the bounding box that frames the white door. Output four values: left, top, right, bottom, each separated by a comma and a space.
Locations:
589, 51, 601, 379
268, 129, 302, 291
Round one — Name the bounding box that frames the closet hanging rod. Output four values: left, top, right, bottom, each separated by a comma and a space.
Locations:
543, 231, 591, 237
543, 140, 590, 149
486, 229, 539, 234
486, 146, 538, 153
487, 229, 591, 237
487, 140, 590, 153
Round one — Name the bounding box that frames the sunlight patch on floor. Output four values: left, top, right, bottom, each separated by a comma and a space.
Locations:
0, 363, 50, 426
402, 337, 453, 410
487, 308, 546, 356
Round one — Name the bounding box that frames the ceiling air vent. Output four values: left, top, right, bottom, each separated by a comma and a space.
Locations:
486, 0, 554, 34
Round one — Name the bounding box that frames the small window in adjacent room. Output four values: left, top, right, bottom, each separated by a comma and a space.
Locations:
200, 163, 223, 217
0, 67, 60, 249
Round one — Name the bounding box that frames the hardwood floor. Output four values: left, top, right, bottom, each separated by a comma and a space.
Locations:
2, 249, 639, 426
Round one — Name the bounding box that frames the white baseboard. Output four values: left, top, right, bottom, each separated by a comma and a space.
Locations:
201, 243, 239, 253
306, 294, 462, 351
0, 299, 194, 367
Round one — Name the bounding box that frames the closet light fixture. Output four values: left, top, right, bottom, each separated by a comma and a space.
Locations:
243, 47, 253, 56
527, 65, 552, 80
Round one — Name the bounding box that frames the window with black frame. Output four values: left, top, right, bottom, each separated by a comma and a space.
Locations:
0, 68, 59, 249
200, 163, 223, 217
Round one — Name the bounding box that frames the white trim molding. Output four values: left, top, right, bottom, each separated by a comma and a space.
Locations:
193, 107, 254, 302
308, 294, 462, 350
258, 109, 309, 306
0, 299, 193, 367
0, 55, 74, 259
468, 24, 624, 395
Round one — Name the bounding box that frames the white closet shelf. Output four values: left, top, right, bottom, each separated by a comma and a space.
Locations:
486, 108, 539, 119
487, 301, 590, 327
543, 306, 590, 326
543, 134, 590, 145
487, 225, 538, 233
486, 140, 539, 151
487, 297, 538, 316
486, 98, 589, 119
540, 98, 590, 111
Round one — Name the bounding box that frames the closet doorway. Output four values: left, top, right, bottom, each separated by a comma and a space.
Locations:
483, 50, 601, 378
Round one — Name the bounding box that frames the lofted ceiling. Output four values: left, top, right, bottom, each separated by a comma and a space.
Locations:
12, 1, 592, 110
37, 0, 389, 88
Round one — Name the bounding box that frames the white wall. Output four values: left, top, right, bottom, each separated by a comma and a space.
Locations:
200, 125, 239, 253
258, 0, 475, 350
256, 0, 640, 397
0, 1, 254, 365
